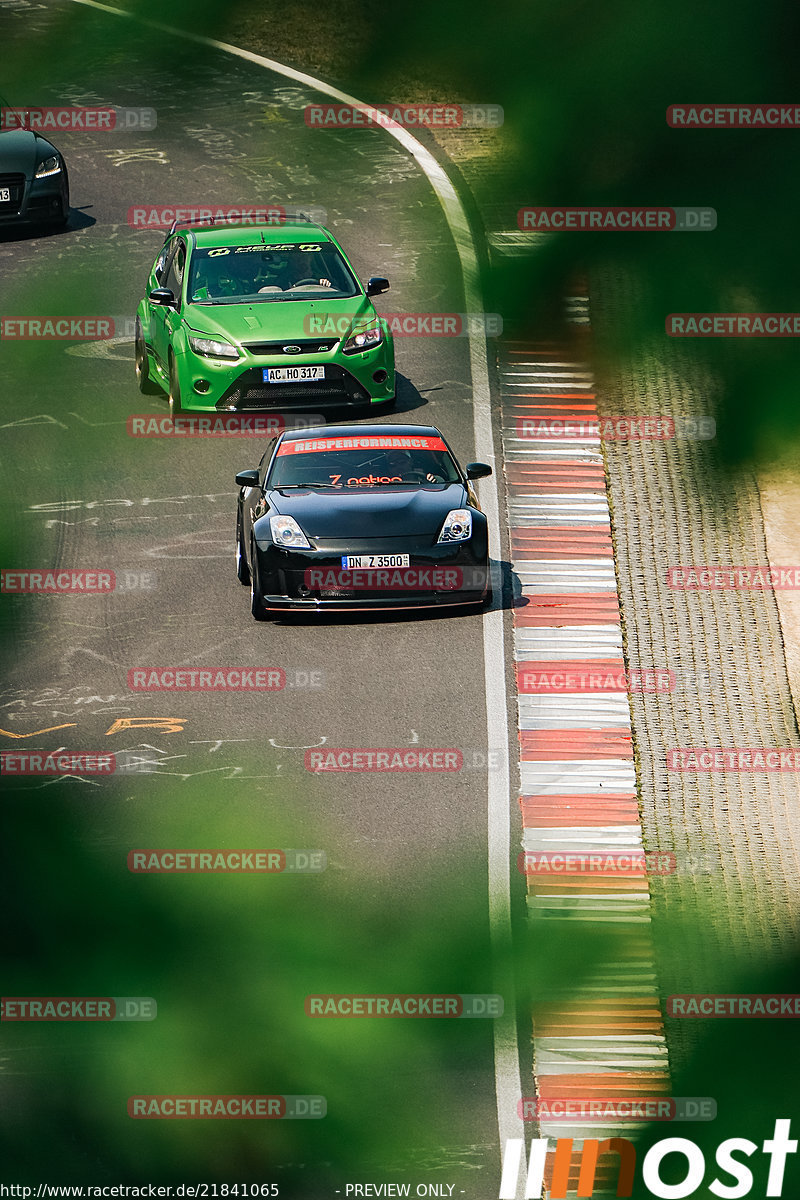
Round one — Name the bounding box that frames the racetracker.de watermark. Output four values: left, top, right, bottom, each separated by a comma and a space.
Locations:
127, 668, 285, 691
1, 317, 116, 340
517, 851, 677, 875
1, 997, 156, 1021
667, 748, 800, 771
518, 1097, 717, 1121
3, 569, 154, 595
521, 851, 721, 876
666, 565, 800, 588
303, 312, 502, 337
303, 567, 487, 592
0, 106, 156, 131
128, 1095, 325, 1119
516, 665, 675, 693
518, 207, 717, 231
127, 849, 326, 873
668, 994, 800, 1016
304, 103, 503, 128
305, 994, 502, 1017
667, 313, 800, 336
668, 104, 800, 127
515, 415, 716, 440
1, 570, 114, 593
127, 415, 323, 438
304, 748, 462, 772
0, 752, 116, 776
126, 205, 326, 229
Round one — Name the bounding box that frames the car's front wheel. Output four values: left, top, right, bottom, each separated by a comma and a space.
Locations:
168, 354, 183, 417
249, 539, 269, 621
236, 513, 251, 585
135, 319, 161, 394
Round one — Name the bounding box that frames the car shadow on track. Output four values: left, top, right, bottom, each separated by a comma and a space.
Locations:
0, 207, 95, 242
392, 371, 429, 417
269, 557, 519, 627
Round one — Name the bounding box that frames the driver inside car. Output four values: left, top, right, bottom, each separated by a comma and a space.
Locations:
286, 249, 332, 290
383, 448, 443, 484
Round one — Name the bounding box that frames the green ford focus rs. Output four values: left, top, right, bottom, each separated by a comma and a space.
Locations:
134, 218, 395, 417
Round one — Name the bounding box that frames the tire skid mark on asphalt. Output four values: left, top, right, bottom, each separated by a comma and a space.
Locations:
498, 315, 672, 1183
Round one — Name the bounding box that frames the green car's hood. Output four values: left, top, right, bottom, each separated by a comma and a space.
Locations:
183, 294, 376, 345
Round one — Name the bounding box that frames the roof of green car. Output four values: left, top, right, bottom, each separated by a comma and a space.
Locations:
184, 222, 332, 249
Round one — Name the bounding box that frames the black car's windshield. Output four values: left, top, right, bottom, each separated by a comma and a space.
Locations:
188, 242, 359, 304
268, 434, 462, 490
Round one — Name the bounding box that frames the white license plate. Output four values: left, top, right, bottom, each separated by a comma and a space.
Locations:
0, 189, 10, 202
263, 365, 325, 383
342, 554, 410, 569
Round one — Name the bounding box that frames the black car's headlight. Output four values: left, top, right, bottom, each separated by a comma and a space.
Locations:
437, 509, 472, 543
188, 333, 240, 360
342, 323, 383, 354
34, 155, 61, 179
269, 515, 311, 550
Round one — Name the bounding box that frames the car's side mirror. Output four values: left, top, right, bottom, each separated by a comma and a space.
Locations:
465, 462, 492, 480
149, 287, 178, 307
235, 469, 260, 487
366, 276, 390, 296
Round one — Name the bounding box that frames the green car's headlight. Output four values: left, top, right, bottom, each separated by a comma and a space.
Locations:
269, 515, 311, 550
188, 333, 240, 360
342, 323, 383, 355
34, 155, 61, 179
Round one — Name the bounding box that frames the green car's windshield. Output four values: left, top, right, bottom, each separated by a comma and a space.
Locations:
188, 242, 359, 304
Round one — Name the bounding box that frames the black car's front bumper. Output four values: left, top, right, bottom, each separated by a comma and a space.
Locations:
0, 171, 65, 224
252, 536, 490, 612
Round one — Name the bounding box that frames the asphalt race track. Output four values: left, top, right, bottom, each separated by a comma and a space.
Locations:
0, 2, 523, 1193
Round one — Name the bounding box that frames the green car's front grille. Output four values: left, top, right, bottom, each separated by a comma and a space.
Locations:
215, 365, 370, 410
242, 338, 339, 355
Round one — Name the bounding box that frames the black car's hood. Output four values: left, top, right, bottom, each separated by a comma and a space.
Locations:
269, 482, 469, 539
0, 129, 56, 176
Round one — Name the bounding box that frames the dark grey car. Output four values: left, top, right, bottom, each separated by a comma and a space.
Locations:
0, 99, 69, 227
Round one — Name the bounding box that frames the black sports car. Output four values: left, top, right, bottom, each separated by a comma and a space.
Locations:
0, 100, 69, 227
235, 423, 492, 618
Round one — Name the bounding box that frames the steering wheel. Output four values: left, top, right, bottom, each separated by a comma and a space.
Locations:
399, 467, 445, 483
288, 277, 330, 290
